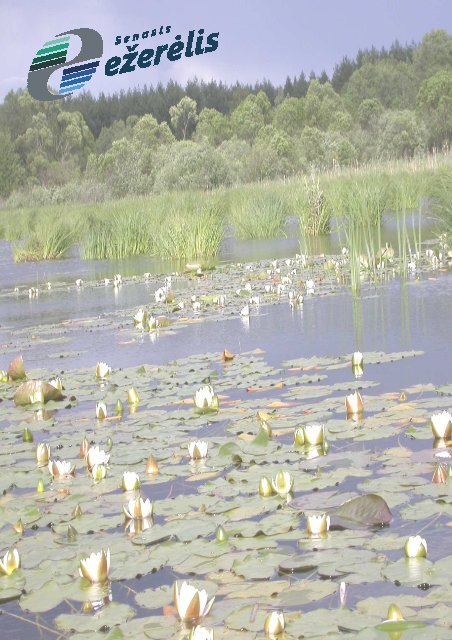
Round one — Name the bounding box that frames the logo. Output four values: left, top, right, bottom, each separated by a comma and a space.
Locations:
27, 28, 103, 101
28, 25, 220, 102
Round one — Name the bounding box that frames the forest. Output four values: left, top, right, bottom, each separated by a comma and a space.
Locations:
0, 29, 450, 207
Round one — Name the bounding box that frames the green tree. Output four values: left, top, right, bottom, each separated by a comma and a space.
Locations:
413, 30, 452, 82
304, 80, 345, 130
169, 97, 198, 140
416, 70, 452, 148
154, 141, 231, 191
273, 98, 305, 135
376, 110, 426, 158
195, 108, 231, 146
0, 131, 25, 197
357, 98, 384, 129
345, 60, 417, 111
231, 95, 266, 141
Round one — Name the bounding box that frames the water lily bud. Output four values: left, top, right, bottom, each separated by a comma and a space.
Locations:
96, 402, 107, 420
189, 626, 214, 640
115, 399, 124, 414
106, 437, 113, 451
271, 471, 294, 497
188, 441, 208, 460
67, 524, 77, 541
0, 370, 8, 382
79, 436, 90, 459
35, 443, 50, 463
37, 479, 45, 493
122, 471, 140, 491
351, 351, 363, 367
222, 349, 234, 361
128, 388, 139, 404
216, 525, 228, 543
404, 535, 427, 558
72, 504, 83, 518
264, 611, 285, 636
345, 391, 363, 417
79, 548, 110, 584
14, 520, 24, 535
430, 411, 452, 439
399, 391, 407, 402
91, 464, 107, 481
294, 427, 305, 445
259, 477, 274, 497
0, 548, 21, 576
173, 581, 215, 622
260, 419, 272, 438
432, 462, 448, 484
96, 362, 111, 380
387, 604, 404, 622
306, 513, 330, 535
145, 455, 159, 475
303, 423, 325, 446
23, 427, 34, 443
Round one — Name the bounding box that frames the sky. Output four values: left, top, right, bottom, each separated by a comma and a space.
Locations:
1, 0, 451, 101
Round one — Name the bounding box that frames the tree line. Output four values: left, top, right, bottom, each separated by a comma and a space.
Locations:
0, 29, 450, 204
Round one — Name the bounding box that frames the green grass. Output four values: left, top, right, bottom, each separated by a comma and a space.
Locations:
229, 190, 289, 240
0, 152, 450, 262
12, 220, 76, 262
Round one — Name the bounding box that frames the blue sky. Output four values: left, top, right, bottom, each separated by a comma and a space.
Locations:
1, 0, 451, 100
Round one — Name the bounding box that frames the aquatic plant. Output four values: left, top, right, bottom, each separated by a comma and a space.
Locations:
230, 190, 288, 240
79, 548, 110, 584
173, 581, 215, 622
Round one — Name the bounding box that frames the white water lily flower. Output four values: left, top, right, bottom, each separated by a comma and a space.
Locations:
155, 286, 166, 302
0, 548, 21, 576
114, 274, 122, 285
271, 471, 294, 496
122, 471, 140, 491
193, 301, 201, 312
264, 611, 285, 636
249, 296, 260, 305
123, 496, 153, 519
35, 443, 50, 463
240, 304, 250, 317
134, 308, 146, 325
303, 423, 325, 446
86, 446, 110, 470
188, 441, 208, 460
189, 626, 214, 640
194, 385, 218, 411
306, 279, 315, 294
174, 581, 215, 622
49, 377, 63, 391
306, 513, 330, 535
79, 548, 110, 583
91, 464, 107, 480
126, 516, 153, 535
264, 284, 272, 293
48, 459, 75, 478
244, 282, 252, 291
404, 535, 427, 558
351, 351, 363, 367
96, 362, 111, 379
96, 402, 107, 420
75, 279, 83, 287
104, 278, 110, 286
345, 391, 363, 416
259, 477, 274, 497
431, 411, 452, 439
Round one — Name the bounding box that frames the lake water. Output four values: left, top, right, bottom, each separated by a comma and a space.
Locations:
0, 227, 450, 640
